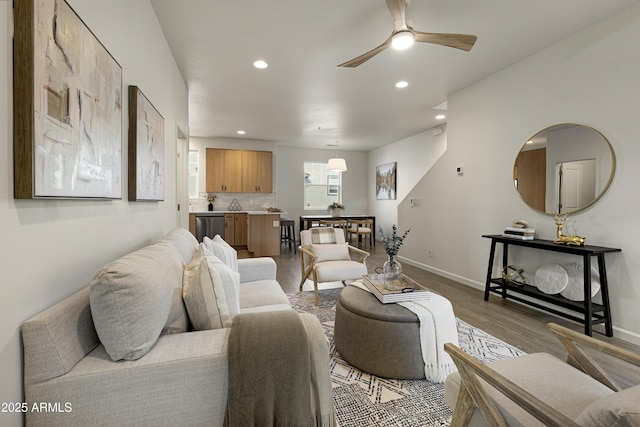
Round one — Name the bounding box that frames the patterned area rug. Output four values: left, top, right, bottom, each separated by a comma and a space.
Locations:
288, 288, 525, 427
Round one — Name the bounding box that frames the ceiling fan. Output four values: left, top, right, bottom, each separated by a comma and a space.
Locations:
338, 0, 477, 68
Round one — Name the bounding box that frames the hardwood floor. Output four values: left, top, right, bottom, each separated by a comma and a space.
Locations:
274, 240, 640, 388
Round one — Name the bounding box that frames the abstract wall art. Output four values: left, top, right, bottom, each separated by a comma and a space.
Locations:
14, 0, 123, 199
128, 86, 164, 201
376, 162, 397, 200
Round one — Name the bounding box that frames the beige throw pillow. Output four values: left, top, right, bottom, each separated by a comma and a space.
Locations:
310, 242, 351, 263
90, 243, 184, 361
203, 235, 239, 272
183, 249, 240, 330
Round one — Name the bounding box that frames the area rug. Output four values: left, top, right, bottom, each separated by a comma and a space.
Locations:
288, 288, 526, 427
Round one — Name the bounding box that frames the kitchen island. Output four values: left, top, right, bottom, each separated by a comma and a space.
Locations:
189, 211, 281, 257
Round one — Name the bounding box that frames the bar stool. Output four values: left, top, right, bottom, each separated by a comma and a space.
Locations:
280, 218, 296, 253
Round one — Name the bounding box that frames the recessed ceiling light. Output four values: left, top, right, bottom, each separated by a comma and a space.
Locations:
253, 60, 268, 69
395, 81, 408, 89
435, 114, 446, 120
237, 130, 246, 135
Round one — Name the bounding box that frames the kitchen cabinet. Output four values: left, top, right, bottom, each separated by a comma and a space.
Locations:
247, 214, 280, 257
241, 150, 272, 193
224, 213, 248, 247
206, 148, 272, 193
205, 148, 242, 192
189, 213, 196, 237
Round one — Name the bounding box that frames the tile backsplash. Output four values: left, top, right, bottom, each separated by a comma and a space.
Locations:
190, 192, 276, 212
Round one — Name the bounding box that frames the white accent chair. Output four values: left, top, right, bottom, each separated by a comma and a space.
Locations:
299, 228, 369, 305
443, 322, 640, 427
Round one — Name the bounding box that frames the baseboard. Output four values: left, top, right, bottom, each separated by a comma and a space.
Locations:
398, 256, 640, 346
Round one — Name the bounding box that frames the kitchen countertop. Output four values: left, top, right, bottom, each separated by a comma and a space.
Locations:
190, 210, 285, 215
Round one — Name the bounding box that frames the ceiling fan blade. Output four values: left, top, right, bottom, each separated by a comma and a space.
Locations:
413, 31, 477, 51
385, 0, 408, 32
338, 35, 392, 68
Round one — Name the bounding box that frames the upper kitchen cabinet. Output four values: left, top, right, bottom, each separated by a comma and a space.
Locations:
205, 148, 242, 192
242, 150, 273, 193
206, 148, 272, 193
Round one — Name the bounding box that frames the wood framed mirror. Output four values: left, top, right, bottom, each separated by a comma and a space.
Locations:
513, 124, 615, 214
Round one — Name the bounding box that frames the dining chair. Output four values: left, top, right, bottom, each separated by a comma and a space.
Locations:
346, 219, 373, 248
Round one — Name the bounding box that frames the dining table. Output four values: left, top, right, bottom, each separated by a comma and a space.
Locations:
299, 214, 376, 245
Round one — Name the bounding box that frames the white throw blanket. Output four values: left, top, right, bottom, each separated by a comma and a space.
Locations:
350, 281, 458, 382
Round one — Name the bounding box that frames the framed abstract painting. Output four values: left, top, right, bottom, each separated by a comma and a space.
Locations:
13, 0, 123, 199
376, 162, 397, 200
128, 86, 164, 201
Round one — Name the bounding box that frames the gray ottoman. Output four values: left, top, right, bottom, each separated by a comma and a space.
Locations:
334, 285, 425, 379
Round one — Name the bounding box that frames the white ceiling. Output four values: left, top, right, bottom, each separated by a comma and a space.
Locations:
150, 0, 637, 151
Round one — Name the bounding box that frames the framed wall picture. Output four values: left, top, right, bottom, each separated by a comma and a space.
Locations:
376, 162, 397, 200
128, 86, 164, 201
13, 0, 123, 199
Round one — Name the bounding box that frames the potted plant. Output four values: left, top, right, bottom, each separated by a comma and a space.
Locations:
327, 202, 345, 217
379, 224, 411, 290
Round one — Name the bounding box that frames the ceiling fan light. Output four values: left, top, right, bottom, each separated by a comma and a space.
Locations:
391, 31, 414, 50
327, 158, 347, 172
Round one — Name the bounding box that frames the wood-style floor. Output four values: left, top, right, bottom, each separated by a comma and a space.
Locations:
273, 239, 640, 388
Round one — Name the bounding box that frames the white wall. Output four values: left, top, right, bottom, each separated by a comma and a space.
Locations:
398, 3, 640, 343
368, 127, 447, 237
276, 146, 369, 231
0, 1, 188, 425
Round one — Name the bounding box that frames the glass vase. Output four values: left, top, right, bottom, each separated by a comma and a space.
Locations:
383, 255, 403, 291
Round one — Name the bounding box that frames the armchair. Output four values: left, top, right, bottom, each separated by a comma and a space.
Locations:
443, 322, 640, 426
299, 228, 369, 305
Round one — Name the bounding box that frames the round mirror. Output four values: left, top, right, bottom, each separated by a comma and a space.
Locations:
513, 124, 615, 214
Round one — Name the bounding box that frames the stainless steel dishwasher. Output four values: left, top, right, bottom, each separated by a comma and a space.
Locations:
195, 213, 225, 242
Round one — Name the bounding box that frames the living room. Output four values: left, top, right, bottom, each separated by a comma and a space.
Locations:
2, 1, 640, 426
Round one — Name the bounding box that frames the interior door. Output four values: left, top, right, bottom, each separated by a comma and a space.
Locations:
176, 127, 189, 228
556, 159, 596, 213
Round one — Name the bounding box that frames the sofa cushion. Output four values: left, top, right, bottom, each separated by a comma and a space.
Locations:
183, 248, 240, 330
239, 279, 291, 309
90, 243, 185, 361
575, 384, 640, 426
156, 227, 199, 264
203, 235, 238, 272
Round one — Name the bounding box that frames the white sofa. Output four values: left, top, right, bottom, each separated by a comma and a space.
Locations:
22, 228, 333, 426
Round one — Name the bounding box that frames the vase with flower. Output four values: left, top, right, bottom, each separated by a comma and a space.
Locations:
327, 202, 345, 218
380, 224, 411, 291
206, 194, 216, 211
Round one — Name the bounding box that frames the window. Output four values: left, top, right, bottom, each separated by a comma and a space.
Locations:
304, 162, 341, 210
188, 150, 199, 198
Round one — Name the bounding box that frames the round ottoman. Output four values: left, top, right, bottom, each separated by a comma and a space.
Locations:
334, 285, 424, 379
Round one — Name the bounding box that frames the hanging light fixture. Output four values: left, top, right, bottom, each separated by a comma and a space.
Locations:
327, 141, 347, 172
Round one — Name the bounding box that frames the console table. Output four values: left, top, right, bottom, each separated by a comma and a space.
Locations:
482, 235, 621, 336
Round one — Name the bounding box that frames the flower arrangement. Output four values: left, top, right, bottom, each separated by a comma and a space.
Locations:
379, 224, 411, 257
206, 194, 216, 203
327, 202, 345, 212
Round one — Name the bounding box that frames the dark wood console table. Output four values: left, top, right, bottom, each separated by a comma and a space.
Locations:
482, 235, 621, 336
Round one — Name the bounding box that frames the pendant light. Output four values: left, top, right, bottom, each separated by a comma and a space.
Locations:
327, 142, 347, 172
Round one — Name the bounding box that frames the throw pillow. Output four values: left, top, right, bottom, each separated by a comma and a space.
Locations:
90, 243, 184, 361
310, 242, 351, 263
183, 252, 240, 330
575, 385, 640, 426
203, 235, 239, 272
